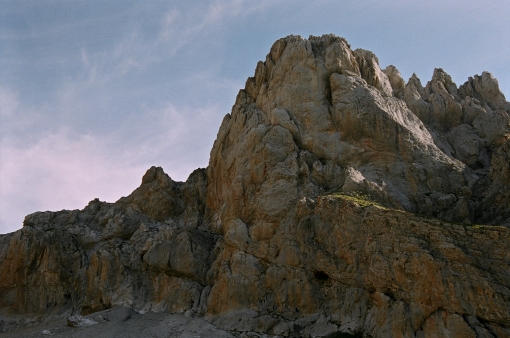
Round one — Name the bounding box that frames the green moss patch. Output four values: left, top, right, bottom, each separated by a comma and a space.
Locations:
327, 192, 388, 210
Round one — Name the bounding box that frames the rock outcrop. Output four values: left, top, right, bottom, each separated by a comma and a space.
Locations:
1, 34, 510, 337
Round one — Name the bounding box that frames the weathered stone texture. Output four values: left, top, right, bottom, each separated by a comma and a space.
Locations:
1, 34, 510, 337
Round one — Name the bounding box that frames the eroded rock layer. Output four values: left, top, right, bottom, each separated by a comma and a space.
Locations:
1, 34, 510, 337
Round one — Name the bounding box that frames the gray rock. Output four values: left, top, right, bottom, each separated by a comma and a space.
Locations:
1, 34, 510, 338
67, 316, 98, 328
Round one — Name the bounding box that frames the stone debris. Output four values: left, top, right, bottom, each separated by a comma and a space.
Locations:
67, 316, 99, 328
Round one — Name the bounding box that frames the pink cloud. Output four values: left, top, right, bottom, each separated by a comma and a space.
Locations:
0, 130, 147, 234
0, 101, 222, 234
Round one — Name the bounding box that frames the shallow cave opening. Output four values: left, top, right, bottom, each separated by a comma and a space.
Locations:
314, 270, 330, 281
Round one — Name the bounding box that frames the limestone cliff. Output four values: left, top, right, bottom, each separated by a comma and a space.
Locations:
1, 34, 510, 337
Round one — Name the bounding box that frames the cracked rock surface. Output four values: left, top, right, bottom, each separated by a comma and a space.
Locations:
1, 34, 510, 337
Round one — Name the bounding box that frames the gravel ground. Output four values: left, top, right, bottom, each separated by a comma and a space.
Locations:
1, 307, 237, 338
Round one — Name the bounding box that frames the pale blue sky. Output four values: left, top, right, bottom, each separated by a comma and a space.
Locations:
1, 0, 509, 233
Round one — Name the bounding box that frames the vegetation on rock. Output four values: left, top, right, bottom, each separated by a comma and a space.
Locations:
1, 34, 510, 337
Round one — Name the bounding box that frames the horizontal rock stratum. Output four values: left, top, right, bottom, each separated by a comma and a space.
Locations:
1, 34, 510, 337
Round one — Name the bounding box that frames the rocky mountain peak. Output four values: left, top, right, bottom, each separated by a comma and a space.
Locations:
382, 65, 406, 98
459, 71, 510, 112
140, 166, 170, 185
1, 34, 510, 337
210, 34, 510, 226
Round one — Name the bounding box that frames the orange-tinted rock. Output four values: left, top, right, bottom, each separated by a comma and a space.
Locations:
1, 34, 510, 337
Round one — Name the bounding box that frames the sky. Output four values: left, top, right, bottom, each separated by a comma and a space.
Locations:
1, 0, 510, 234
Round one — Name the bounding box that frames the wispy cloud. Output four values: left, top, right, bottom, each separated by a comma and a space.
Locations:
158, 0, 272, 42
0, 86, 18, 118
4, 0, 508, 237
64, 1, 274, 97
0, 96, 223, 234
116, 101, 224, 174
0, 130, 146, 234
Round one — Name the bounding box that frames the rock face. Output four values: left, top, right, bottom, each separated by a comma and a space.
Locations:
1, 34, 510, 337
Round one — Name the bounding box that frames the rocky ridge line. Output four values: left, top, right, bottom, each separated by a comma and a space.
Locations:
1, 34, 509, 338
